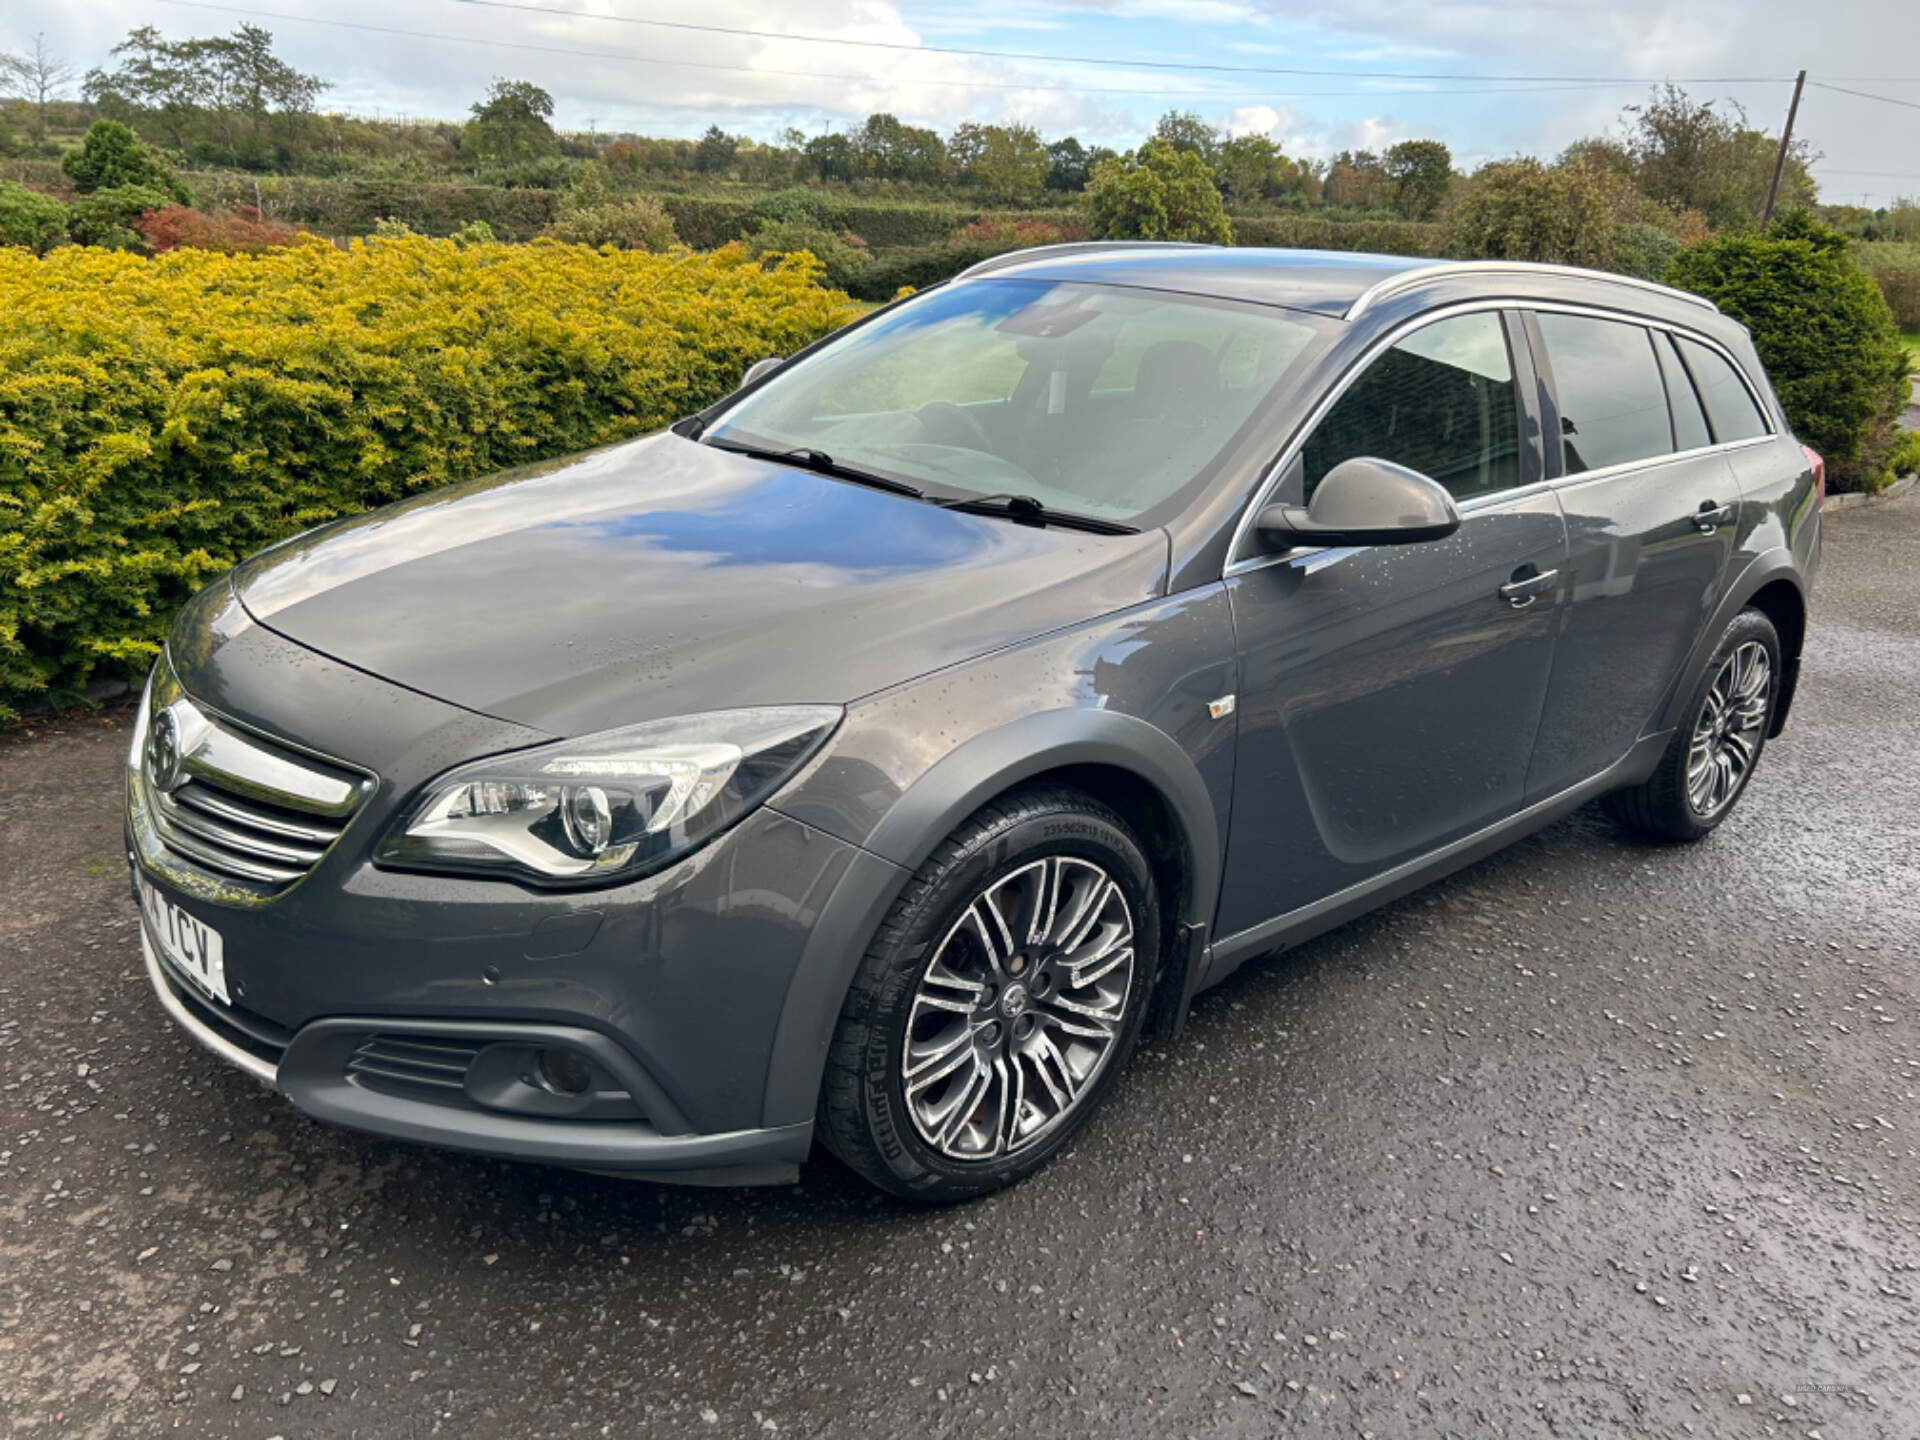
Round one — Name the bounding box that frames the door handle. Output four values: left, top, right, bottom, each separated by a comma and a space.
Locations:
1693, 500, 1736, 533
1498, 568, 1559, 609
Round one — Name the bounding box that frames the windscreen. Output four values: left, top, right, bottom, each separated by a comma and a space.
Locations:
707, 279, 1322, 523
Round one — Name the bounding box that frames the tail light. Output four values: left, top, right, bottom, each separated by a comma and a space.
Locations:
1800, 444, 1825, 506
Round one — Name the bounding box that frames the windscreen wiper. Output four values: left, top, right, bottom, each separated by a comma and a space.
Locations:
702, 437, 924, 500
936, 492, 1139, 535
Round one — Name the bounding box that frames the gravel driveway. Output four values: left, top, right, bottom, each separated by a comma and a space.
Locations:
3, 492, 1916, 1439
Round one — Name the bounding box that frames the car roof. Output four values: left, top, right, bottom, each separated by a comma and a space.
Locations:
956, 243, 1720, 324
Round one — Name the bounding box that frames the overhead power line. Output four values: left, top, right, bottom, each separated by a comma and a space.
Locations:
1808, 80, 1920, 113
155, 1, 1744, 101
435, 0, 1794, 87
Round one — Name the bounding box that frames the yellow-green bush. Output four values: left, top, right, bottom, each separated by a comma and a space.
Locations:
0, 236, 860, 716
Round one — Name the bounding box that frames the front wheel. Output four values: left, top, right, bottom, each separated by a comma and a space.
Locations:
1603, 608, 1781, 842
819, 785, 1158, 1202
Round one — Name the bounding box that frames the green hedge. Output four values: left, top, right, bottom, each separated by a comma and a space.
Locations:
189, 174, 565, 241
2, 165, 573, 242
1858, 242, 1920, 328
1228, 215, 1449, 255
658, 194, 1072, 252
851, 239, 1001, 300
658, 195, 760, 249
0, 238, 860, 716
0, 159, 68, 190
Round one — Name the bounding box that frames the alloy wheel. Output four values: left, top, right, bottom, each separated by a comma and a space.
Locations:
901, 856, 1136, 1161
1686, 639, 1772, 819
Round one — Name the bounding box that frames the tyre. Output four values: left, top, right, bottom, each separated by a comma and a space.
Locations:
1603, 608, 1781, 842
820, 784, 1159, 1202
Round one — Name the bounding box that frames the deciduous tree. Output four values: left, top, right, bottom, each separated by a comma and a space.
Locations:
465, 79, 556, 166
1384, 139, 1452, 221
0, 33, 74, 143
1153, 110, 1221, 167
1083, 137, 1232, 244
1447, 157, 1624, 268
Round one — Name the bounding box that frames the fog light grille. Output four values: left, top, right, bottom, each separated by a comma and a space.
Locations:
346, 1034, 484, 1096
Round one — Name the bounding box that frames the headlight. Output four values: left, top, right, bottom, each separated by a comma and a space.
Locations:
375, 706, 841, 886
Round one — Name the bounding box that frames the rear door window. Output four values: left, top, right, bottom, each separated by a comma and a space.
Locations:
1535, 313, 1672, 474
1675, 336, 1770, 442
1301, 310, 1522, 503
1654, 332, 1711, 452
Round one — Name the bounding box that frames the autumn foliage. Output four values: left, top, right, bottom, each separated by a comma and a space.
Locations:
135, 204, 301, 254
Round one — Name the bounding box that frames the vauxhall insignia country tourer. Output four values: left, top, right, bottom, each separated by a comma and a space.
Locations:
128, 245, 1820, 1201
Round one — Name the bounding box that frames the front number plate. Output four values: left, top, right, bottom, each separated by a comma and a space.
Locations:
137, 874, 229, 1007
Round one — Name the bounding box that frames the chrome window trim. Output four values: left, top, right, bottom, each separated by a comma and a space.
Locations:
1223, 297, 1778, 579
1345, 261, 1719, 321
1545, 433, 1778, 495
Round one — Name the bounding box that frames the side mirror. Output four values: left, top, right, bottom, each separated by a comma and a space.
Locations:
741, 355, 786, 388
1256, 456, 1461, 549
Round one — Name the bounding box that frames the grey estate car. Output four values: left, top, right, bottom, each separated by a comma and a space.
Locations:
128, 245, 1821, 1201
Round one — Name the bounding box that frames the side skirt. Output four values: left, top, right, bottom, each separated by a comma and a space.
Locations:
1199, 730, 1670, 991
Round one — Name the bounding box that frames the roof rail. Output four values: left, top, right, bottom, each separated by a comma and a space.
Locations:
956, 240, 1216, 281
1344, 260, 1719, 321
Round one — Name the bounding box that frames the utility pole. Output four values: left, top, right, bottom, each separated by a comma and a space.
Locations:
1762, 69, 1806, 230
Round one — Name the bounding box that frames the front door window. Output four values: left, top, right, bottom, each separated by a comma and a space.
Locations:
1302, 310, 1522, 503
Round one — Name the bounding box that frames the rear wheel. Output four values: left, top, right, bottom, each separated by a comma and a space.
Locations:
819, 785, 1158, 1202
1603, 608, 1781, 842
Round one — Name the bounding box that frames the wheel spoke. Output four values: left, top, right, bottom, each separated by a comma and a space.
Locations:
1054, 870, 1113, 952
906, 1017, 974, 1074
1714, 751, 1736, 808
1036, 1001, 1117, 1041
984, 1056, 1012, 1158
1068, 933, 1132, 989
910, 992, 975, 1019
1687, 767, 1712, 811
937, 1056, 995, 1150
1023, 1036, 1073, 1110
1036, 1032, 1083, 1100
1721, 728, 1754, 771
1015, 857, 1059, 947
904, 1031, 978, 1094
966, 898, 1013, 971
1002, 1051, 1028, 1150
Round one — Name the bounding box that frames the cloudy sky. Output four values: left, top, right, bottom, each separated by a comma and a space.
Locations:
11, 0, 1920, 205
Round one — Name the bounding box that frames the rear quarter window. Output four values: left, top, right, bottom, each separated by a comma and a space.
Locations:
1654, 333, 1711, 452
1676, 336, 1771, 443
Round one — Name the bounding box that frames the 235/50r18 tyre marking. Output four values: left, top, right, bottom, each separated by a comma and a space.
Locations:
901, 856, 1135, 1161
1686, 639, 1772, 819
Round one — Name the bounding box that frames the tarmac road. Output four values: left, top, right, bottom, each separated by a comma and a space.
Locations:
2, 492, 1916, 1439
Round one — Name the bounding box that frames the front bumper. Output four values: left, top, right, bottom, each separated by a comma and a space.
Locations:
137, 925, 813, 1182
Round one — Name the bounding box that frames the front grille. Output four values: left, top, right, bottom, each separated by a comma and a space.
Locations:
346, 1034, 484, 1100
149, 777, 353, 885
134, 658, 373, 894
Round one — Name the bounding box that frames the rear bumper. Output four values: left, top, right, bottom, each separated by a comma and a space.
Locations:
141, 927, 814, 1182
